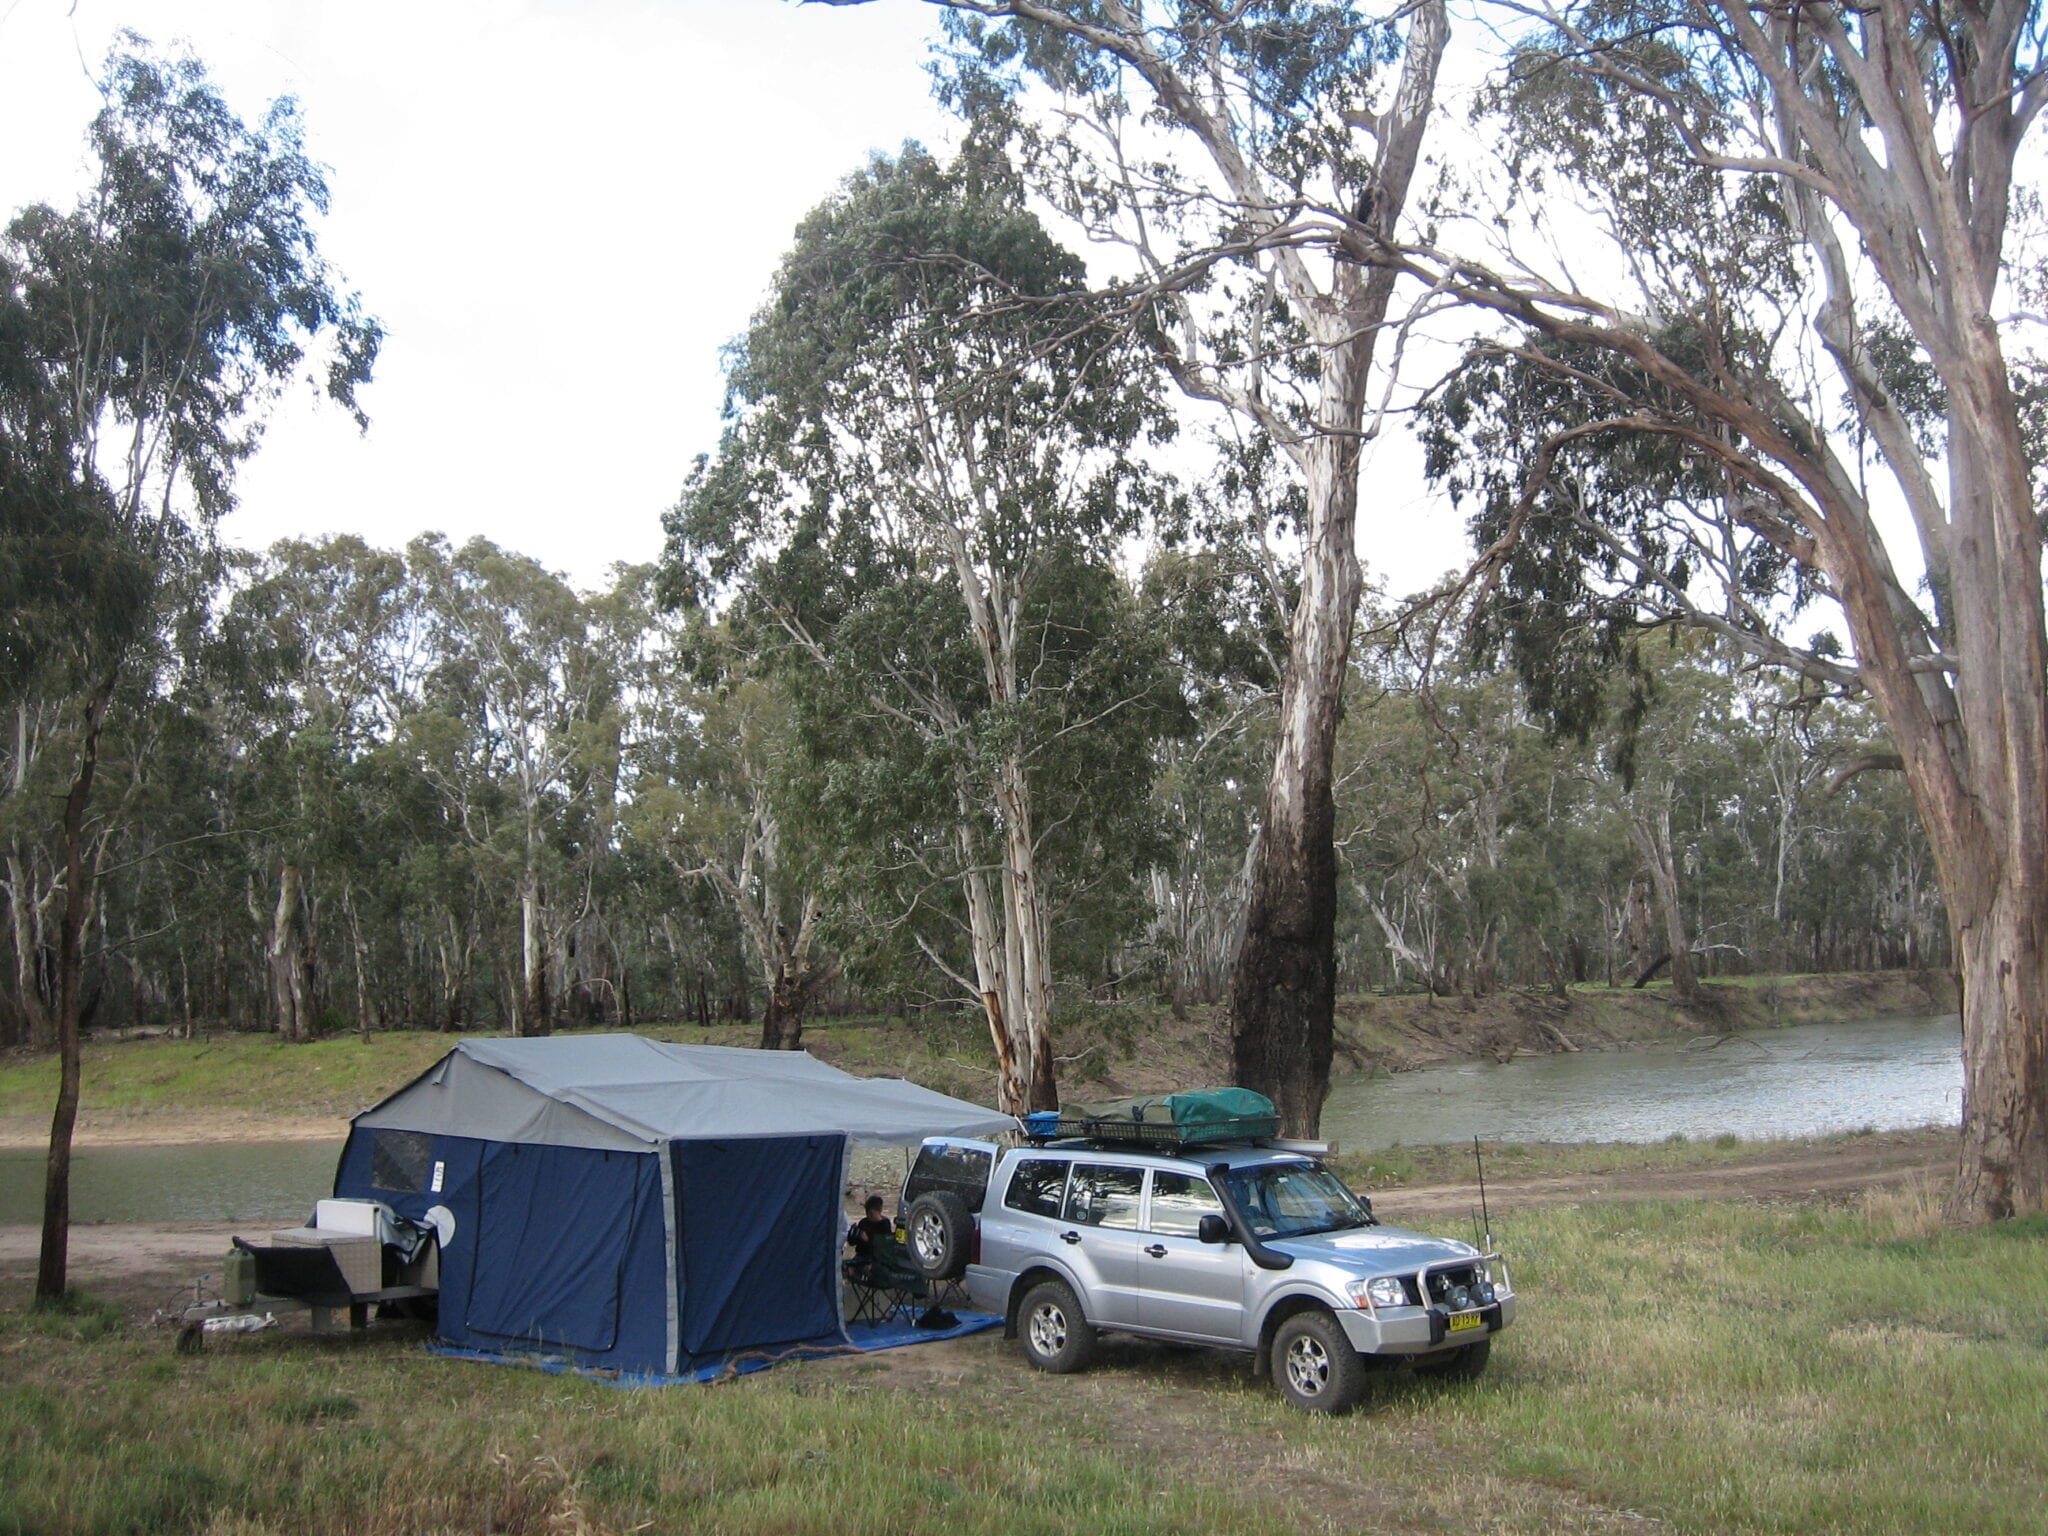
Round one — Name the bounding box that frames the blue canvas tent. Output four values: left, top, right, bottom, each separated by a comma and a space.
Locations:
332, 1036, 1014, 1376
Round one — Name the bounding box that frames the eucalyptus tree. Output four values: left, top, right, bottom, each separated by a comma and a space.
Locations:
908, 0, 1450, 1133
627, 619, 830, 1051
1139, 545, 1285, 1009
1403, 0, 2047, 1217
2, 39, 378, 1298
403, 536, 610, 1036
217, 536, 415, 1040
1335, 637, 1538, 998
1, 294, 147, 1053
665, 147, 1178, 1112
562, 566, 661, 1028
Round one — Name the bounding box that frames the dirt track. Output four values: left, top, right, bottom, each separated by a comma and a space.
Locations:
1371, 1127, 1955, 1222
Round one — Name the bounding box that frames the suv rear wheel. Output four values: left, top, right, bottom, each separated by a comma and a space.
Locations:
906, 1190, 973, 1281
1017, 1278, 1098, 1374
1271, 1310, 1366, 1413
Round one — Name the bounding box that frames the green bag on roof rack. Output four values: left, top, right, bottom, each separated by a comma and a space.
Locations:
1052, 1087, 1279, 1147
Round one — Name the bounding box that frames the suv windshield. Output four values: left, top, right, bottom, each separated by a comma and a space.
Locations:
1217, 1162, 1371, 1239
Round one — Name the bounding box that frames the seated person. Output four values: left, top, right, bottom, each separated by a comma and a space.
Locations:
846, 1194, 892, 1261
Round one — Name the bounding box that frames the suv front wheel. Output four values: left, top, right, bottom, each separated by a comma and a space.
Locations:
1271, 1310, 1366, 1414
1017, 1278, 1098, 1374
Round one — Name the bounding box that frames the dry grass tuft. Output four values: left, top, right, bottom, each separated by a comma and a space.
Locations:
1859, 1172, 1948, 1238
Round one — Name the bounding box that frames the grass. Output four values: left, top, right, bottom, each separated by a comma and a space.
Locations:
0, 1003, 1191, 1137
5, 1193, 2045, 1535
0, 1314, 1264, 1536
0, 1032, 454, 1125
0, 1019, 996, 1132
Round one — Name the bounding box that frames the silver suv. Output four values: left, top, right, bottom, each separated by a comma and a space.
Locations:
900, 1136, 1512, 1413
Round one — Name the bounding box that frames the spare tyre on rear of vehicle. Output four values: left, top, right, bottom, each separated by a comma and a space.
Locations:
906, 1190, 973, 1280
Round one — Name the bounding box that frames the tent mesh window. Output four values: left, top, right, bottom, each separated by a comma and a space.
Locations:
370, 1130, 433, 1193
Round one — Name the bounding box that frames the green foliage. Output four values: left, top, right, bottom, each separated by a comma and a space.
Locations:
663, 146, 1185, 1013
1, 34, 382, 1074
1, 36, 380, 653
1333, 621, 1941, 994
1417, 333, 1810, 752
0, 33, 1958, 1063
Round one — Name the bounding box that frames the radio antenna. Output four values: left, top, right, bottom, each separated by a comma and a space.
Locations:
1474, 1136, 1493, 1251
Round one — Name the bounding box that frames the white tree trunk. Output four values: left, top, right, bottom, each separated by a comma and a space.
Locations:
1227, 0, 1449, 1135
518, 856, 549, 1037
995, 757, 1058, 1110
1228, 265, 1370, 1132
1627, 800, 1699, 1000
6, 852, 51, 1050
267, 861, 310, 1043
943, 527, 1060, 1114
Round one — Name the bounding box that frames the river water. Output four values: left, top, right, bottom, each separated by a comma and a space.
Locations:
1321, 1011, 1963, 1153
0, 1137, 344, 1227
0, 1014, 1964, 1224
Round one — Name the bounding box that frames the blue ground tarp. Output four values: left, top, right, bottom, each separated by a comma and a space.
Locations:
427, 1309, 1003, 1386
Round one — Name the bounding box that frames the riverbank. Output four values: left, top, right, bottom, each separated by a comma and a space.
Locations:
1333, 969, 1959, 1073
3, 1128, 2036, 1536
0, 970, 1956, 1150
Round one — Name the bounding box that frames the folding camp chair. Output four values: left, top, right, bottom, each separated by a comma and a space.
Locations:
841, 1256, 890, 1324
844, 1233, 927, 1325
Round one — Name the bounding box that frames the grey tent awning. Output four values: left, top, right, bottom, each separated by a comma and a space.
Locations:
352, 1034, 1017, 1150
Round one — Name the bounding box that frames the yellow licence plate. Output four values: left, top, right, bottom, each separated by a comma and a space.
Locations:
1446, 1311, 1486, 1334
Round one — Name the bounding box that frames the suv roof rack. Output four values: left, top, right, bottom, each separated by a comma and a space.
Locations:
1013, 1090, 1362, 1157
1027, 1116, 1280, 1152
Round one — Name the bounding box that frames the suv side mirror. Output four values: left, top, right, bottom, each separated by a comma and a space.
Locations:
1197, 1213, 1232, 1245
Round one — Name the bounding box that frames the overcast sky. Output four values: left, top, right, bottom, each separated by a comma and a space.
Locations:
0, 0, 1471, 597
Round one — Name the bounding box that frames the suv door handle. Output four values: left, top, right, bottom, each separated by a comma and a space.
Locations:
1060, 1230, 1081, 1245
1144, 1244, 1168, 1258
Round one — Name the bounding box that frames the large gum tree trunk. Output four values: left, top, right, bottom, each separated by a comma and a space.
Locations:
953, 780, 1040, 1116
996, 759, 1058, 1112
1224, 1, 1446, 1138
760, 961, 804, 1051
756, 899, 820, 1052
1933, 391, 2048, 1221
1949, 895, 2048, 1220
962, 856, 1028, 1114
1229, 269, 1368, 1138
946, 544, 1060, 1115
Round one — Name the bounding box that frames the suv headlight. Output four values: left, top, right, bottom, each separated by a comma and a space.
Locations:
1346, 1275, 1410, 1311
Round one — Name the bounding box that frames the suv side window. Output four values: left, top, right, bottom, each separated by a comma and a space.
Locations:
1146, 1170, 1224, 1237
1003, 1158, 1071, 1219
1063, 1164, 1144, 1229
